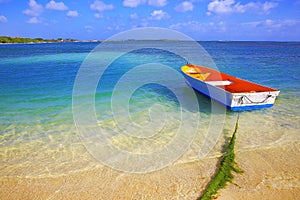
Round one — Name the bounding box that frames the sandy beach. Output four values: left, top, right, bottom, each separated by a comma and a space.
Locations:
1, 139, 299, 200
1, 108, 300, 199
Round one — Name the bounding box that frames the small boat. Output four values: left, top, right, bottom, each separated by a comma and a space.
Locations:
181, 64, 280, 111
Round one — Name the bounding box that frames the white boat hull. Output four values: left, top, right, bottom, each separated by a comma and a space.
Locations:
183, 73, 280, 111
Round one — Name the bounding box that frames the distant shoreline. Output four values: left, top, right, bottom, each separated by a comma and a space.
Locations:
0, 39, 299, 45
1, 35, 300, 44
0, 36, 80, 44
0, 41, 299, 45
0, 41, 84, 45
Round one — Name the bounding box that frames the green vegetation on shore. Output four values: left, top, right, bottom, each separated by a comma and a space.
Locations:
198, 115, 243, 200
0, 36, 77, 44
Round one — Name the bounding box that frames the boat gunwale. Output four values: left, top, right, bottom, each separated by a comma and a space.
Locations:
182, 64, 279, 94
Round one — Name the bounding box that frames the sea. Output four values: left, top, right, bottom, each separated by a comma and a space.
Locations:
0, 41, 299, 176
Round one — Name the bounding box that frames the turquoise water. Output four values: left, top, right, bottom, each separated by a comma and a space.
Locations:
0, 41, 299, 176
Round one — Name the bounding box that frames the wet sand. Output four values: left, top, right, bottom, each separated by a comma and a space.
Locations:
219, 141, 300, 200
1, 141, 299, 200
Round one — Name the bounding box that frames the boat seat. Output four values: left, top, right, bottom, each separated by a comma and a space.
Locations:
195, 73, 210, 81
205, 80, 232, 86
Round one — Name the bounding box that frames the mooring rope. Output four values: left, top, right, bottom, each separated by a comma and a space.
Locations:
239, 94, 272, 104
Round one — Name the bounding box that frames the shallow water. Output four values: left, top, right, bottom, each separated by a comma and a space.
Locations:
0, 41, 299, 177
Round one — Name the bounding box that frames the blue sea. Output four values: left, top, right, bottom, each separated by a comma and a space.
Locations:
0, 41, 299, 176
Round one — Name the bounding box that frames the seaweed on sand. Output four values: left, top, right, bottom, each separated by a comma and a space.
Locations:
198, 115, 243, 200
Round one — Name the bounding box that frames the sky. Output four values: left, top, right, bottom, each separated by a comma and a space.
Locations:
0, 0, 299, 41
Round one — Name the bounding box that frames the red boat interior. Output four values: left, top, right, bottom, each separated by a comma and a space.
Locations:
183, 64, 278, 93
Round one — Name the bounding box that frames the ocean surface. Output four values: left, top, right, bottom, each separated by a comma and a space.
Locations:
0, 41, 299, 176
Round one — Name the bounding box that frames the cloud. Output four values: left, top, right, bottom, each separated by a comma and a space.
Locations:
94, 13, 103, 18
148, 0, 167, 7
170, 19, 300, 40
243, 19, 300, 29
130, 13, 138, 19
85, 25, 94, 32
0, 15, 7, 23
90, 0, 114, 12
23, 0, 43, 17
206, 0, 278, 15
107, 24, 125, 31
27, 16, 41, 24
46, 0, 68, 11
206, 0, 234, 15
170, 21, 216, 32
260, 2, 278, 14
234, 1, 278, 14
174, 1, 194, 12
123, 0, 146, 7
173, 19, 300, 32
150, 10, 169, 20
122, 0, 167, 7
238, 19, 300, 40
67, 10, 78, 17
